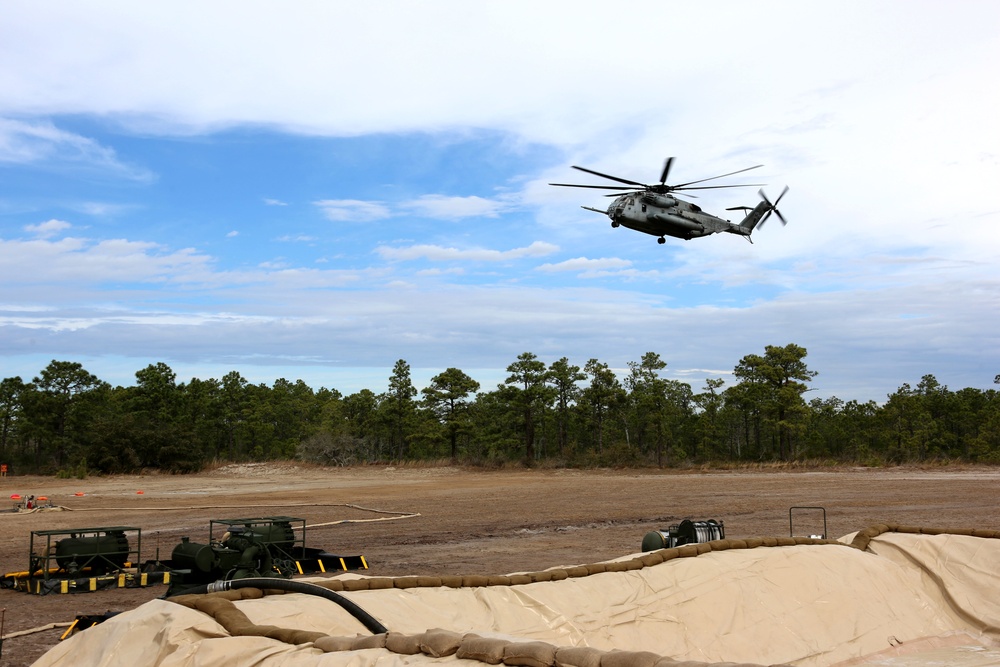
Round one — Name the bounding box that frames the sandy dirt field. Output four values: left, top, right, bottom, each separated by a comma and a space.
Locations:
1, 463, 999, 666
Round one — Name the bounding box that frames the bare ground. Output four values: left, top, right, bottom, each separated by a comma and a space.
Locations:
2, 463, 999, 666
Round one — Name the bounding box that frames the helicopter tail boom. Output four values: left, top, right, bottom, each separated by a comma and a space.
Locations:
730, 187, 789, 238
734, 201, 771, 235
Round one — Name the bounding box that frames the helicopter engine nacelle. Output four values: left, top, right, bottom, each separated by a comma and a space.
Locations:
642, 194, 678, 208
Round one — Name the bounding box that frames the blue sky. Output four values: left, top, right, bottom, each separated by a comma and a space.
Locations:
2, 1, 999, 402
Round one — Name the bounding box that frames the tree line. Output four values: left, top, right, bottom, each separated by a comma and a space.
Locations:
1, 344, 999, 476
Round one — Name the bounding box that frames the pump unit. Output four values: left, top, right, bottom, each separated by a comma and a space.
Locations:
641, 519, 725, 552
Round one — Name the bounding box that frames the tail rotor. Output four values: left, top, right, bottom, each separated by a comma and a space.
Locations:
758, 186, 789, 229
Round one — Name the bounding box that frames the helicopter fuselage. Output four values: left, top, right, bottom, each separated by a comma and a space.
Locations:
601, 192, 758, 243
553, 158, 785, 244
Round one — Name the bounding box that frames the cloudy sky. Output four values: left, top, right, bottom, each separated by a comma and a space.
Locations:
2, 1, 998, 402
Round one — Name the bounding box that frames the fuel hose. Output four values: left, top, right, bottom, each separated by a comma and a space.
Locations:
167, 577, 388, 635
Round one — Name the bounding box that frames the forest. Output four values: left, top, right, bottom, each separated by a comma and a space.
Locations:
1, 344, 999, 475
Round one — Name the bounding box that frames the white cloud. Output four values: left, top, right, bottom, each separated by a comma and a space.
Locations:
0, 236, 211, 285
258, 259, 288, 270
376, 241, 558, 262
0, 233, 380, 300
312, 195, 511, 223
263, 198, 288, 206
537, 257, 632, 273
314, 199, 391, 222
4, 275, 995, 402
24, 218, 71, 238
72, 201, 134, 217
400, 194, 509, 219
0, 118, 154, 181
417, 267, 465, 276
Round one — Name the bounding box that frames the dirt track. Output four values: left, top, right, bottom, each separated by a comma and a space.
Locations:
2, 463, 999, 666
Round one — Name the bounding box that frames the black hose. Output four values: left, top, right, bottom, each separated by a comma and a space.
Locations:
166, 577, 388, 635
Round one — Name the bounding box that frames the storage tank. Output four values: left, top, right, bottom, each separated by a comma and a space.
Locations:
243, 521, 295, 549
55, 531, 130, 573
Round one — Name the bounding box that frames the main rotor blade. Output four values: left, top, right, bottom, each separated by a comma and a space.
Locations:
673, 183, 766, 191
571, 165, 646, 187
601, 191, 699, 198
659, 157, 674, 186
549, 183, 636, 190
672, 164, 764, 189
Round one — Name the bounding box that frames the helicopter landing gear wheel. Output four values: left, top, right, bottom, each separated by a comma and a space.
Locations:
657, 237, 666, 244
611, 221, 620, 228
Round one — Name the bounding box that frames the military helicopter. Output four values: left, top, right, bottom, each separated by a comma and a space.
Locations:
550, 157, 788, 244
